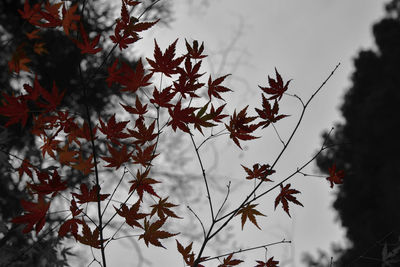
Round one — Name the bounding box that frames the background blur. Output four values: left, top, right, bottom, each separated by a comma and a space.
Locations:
111, 0, 386, 266
1, 0, 396, 266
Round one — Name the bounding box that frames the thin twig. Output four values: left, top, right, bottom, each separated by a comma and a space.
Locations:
207, 63, 340, 242
271, 122, 285, 146
189, 132, 215, 220
187, 205, 206, 239
202, 239, 291, 263
102, 167, 128, 217
197, 128, 228, 150
215, 181, 231, 220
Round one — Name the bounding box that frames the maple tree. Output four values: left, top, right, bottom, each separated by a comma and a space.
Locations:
0, 0, 345, 266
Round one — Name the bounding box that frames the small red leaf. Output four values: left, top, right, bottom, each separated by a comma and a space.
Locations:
146, 39, 184, 77
235, 203, 265, 230
326, 164, 345, 188
12, 196, 50, 234
72, 184, 109, 204
259, 68, 291, 101
114, 200, 148, 228
274, 183, 303, 217
139, 218, 178, 248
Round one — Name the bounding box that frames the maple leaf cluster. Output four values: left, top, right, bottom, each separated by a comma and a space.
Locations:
224, 68, 290, 149
2, 0, 181, 251
9, 0, 84, 73
0, 0, 346, 265
110, 0, 159, 50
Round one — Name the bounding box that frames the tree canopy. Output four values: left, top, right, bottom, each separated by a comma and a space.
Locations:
0, 1, 171, 265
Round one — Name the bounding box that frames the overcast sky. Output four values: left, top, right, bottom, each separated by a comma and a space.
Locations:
85, 1, 387, 266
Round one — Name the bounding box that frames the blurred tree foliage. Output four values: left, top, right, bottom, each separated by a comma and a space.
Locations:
304, 0, 400, 266
0, 0, 172, 265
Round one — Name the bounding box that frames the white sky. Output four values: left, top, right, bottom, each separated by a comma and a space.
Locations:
78, 0, 387, 266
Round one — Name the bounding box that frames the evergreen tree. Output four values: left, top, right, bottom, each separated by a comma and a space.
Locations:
305, 0, 400, 266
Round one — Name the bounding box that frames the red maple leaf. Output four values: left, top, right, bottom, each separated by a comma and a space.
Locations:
109, 0, 138, 50
12, 196, 50, 234
110, 1, 158, 50
127, 120, 157, 145
131, 143, 158, 167
18, 0, 42, 26
210, 103, 228, 123
70, 198, 83, 217
259, 68, 291, 101
274, 183, 303, 217
71, 153, 95, 175
121, 97, 148, 126
98, 114, 130, 146
61, 3, 80, 36
172, 74, 203, 99
40, 135, 61, 159
241, 163, 275, 182
218, 253, 243, 267
127, 20, 159, 33
106, 58, 123, 87
326, 164, 345, 188
110, 23, 139, 50
225, 106, 259, 149
168, 100, 198, 133
192, 102, 217, 135
57, 143, 79, 166
28, 169, 67, 197
176, 240, 207, 267
36, 81, 65, 112
59, 217, 82, 238
119, 59, 153, 93
73, 23, 102, 54
150, 197, 181, 219
177, 240, 194, 265
235, 203, 265, 230
39, 1, 62, 28
17, 159, 34, 179
76, 121, 97, 142
101, 143, 133, 170
150, 86, 176, 108
33, 42, 48, 55
77, 220, 108, 249
114, 200, 148, 228
255, 95, 288, 129
129, 168, 159, 200
208, 74, 232, 101
139, 218, 178, 248
8, 45, 31, 74
58, 199, 83, 238
177, 57, 204, 83
26, 29, 41, 40
72, 184, 110, 204
146, 39, 184, 77
185, 39, 207, 59
0, 93, 29, 127
255, 256, 279, 267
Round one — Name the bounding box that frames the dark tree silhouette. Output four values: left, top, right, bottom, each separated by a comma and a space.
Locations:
0, 1, 171, 265
304, 0, 400, 266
